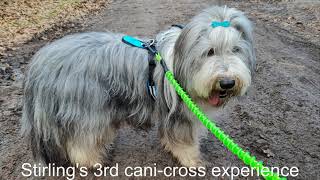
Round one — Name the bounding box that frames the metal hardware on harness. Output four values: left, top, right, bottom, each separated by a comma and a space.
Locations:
121, 36, 158, 100
143, 39, 156, 52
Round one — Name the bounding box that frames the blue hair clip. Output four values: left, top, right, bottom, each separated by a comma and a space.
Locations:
211, 21, 230, 28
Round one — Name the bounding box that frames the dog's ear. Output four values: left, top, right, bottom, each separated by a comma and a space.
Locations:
231, 14, 254, 44
237, 26, 253, 44
231, 14, 256, 74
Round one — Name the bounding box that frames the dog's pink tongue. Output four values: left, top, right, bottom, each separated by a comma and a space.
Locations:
208, 94, 220, 106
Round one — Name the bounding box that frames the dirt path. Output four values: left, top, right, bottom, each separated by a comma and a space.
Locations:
1, 0, 319, 179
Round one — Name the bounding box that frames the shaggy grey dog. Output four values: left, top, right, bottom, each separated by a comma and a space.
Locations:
21, 6, 255, 168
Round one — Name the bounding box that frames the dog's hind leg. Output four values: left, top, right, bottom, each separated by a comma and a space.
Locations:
66, 126, 116, 168
159, 118, 207, 167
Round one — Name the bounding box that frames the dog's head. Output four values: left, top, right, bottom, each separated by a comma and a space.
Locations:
173, 6, 255, 107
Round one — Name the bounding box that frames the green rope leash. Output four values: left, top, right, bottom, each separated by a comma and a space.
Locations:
155, 53, 286, 180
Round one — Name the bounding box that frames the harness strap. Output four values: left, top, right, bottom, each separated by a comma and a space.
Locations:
122, 35, 158, 100
171, 24, 185, 29
146, 44, 157, 100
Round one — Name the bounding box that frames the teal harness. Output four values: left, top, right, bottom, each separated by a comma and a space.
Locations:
121, 24, 184, 100
122, 35, 159, 100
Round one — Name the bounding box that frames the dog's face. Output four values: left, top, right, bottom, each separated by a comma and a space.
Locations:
173, 7, 255, 107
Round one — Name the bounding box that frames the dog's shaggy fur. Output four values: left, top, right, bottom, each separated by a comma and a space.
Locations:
21, 6, 255, 167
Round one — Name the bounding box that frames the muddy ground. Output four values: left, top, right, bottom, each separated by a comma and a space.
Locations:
0, 0, 319, 179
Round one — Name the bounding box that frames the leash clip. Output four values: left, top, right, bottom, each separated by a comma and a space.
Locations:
143, 39, 157, 55
145, 39, 156, 46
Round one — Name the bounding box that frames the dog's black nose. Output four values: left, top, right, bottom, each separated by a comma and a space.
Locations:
219, 79, 235, 89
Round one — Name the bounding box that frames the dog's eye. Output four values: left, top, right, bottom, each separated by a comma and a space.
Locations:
232, 47, 240, 53
207, 48, 215, 57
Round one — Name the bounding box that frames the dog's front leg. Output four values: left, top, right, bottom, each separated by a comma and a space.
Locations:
159, 118, 207, 167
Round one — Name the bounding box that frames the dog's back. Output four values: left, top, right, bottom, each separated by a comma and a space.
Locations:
21, 32, 156, 165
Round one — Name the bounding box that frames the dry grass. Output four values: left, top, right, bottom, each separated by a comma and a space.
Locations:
0, 0, 109, 50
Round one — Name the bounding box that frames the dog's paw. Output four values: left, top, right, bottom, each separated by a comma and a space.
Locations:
178, 156, 206, 168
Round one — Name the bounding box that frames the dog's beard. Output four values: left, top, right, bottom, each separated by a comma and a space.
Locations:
191, 55, 252, 107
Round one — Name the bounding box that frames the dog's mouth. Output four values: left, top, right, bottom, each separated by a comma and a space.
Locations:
207, 90, 229, 106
